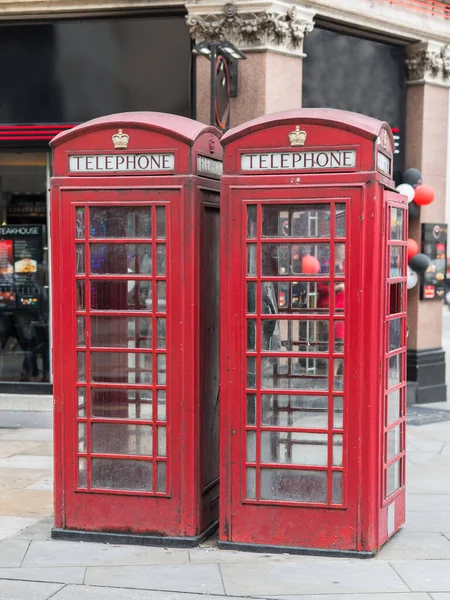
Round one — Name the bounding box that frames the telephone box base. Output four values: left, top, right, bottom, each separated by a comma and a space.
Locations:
51, 520, 218, 548
217, 540, 376, 559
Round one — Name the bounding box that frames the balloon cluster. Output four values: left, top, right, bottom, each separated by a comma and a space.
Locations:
397, 168, 434, 290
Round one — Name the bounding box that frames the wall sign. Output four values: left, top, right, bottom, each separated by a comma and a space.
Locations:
197, 155, 223, 179
241, 149, 357, 171
377, 151, 391, 177
421, 223, 447, 300
69, 153, 175, 173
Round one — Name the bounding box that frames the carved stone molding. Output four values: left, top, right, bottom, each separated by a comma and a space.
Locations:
186, 1, 315, 56
406, 41, 450, 86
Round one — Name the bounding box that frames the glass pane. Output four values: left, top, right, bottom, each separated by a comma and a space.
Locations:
78, 422, 86, 452
387, 390, 401, 425
247, 394, 256, 425
156, 245, 166, 275
262, 204, 330, 238
261, 357, 328, 391
157, 319, 166, 349
247, 282, 256, 313
76, 207, 85, 239
77, 387, 86, 417
261, 432, 328, 466
389, 283, 403, 315
78, 457, 87, 488
260, 468, 327, 503
157, 427, 166, 457
92, 458, 153, 491
77, 316, 85, 346
391, 208, 404, 241
262, 243, 329, 277
334, 359, 344, 391
387, 460, 401, 497
390, 246, 403, 278
76, 244, 85, 274
333, 434, 343, 466
77, 352, 86, 382
91, 280, 151, 311
247, 320, 256, 351
262, 394, 328, 429
388, 354, 402, 388
247, 244, 256, 276
387, 425, 402, 460
91, 316, 152, 348
247, 205, 257, 238
90, 207, 151, 238
157, 354, 166, 385
157, 390, 166, 421
91, 389, 152, 420
157, 281, 166, 312
90, 244, 151, 275
246, 467, 256, 499
77, 281, 85, 310
90, 352, 152, 384
92, 423, 152, 455
335, 243, 345, 276
332, 471, 343, 504
156, 206, 166, 239
246, 431, 256, 462
334, 321, 344, 350
247, 357, 256, 389
335, 204, 346, 237
389, 318, 403, 352
261, 319, 329, 353
333, 396, 344, 429
262, 281, 330, 314
157, 462, 166, 492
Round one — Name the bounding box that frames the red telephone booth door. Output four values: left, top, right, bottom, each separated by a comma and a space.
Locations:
221, 185, 365, 551
54, 187, 183, 535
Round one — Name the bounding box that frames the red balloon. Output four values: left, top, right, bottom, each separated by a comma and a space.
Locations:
414, 185, 435, 206
302, 254, 321, 274
407, 238, 419, 260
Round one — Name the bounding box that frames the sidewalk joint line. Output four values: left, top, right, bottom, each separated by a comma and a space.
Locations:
388, 561, 414, 593
19, 540, 31, 568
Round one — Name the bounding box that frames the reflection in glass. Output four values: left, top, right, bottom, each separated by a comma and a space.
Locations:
247, 282, 256, 313
333, 396, 344, 429
246, 431, 256, 462
262, 281, 330, 314
90, 207, 151, 238
90, 244, 151, 275
247, 320, 256, 351
157, 319, 166, 349
387, 390, 401, 425
157, 462, 167, 492
262, 204, 330, 238
78, 422, 86, 452
78, 457, 87, 487
76, 245, 85, 274
157, 390, 166, 421
261, 319, 329, 353
157, 281, 166, 312
389, 318, 403, 351
77, 316, 86, 346
77, 352, 86, 382
262, 243, 329, 277
246, 467, 256, 499
387, 459, 401, 496
77, 281, 85, 310
390, 246, 403, 278
261, 356, 328, 391
91, 388, 152, 419
91, 316, 151, 348
247, 357, 256, 388
334, 321, 344, 351
157, 354, 166, 385
332, 471, 343, 504
391, 208, 404, 241
387, 425, 401, 460
90, 352, 152, 384
262, 394, 328, 429
389, 283, 403, 315
92, 458, 153, 491
247, 205, 257, 239
157, 427, 166, 457
261, 431, 328, 466
333, 434, 343, 466
388, 354, 401, 388
335, 243, 345, 276
247, 394, 256, 425
260, 468, 327, 503
92, 423, 152, 455
247, 244, 256, 276
156, 245, 166, 275
334, 360, 344, 391
91, 280, 151, 311
335, 204, 346, 237
76, 208, 85, 239
156, 206, 166, 239
78, 387, 86, 417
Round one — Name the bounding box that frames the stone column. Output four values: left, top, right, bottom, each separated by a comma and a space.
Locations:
405, 40, 450, 403
186, 0, 315, 127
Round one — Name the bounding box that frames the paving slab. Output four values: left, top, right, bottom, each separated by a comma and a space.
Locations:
266, 595, 431, 600
0, 539, 29, 567
52, 585, 243, 600
0, 441, 43, 459
85, 564, 224, 595
391, 560, 450, 592
21, 443, 53, 457
189, 547, 321, 564
0, 429, 52, 442
220, 560, 408, 596
402, 511, 450, 532
23, 539, 189, 567
25, 476, 53, 491
0, 567, 85, 585
0, 489, 53, 518
0, 579, 63, 600
0, 455, 53, 470
376, 531, 450, 559
0, 517, 38, 541
12, 517, 52, 541
432, 595, 450, 600
406, 494, 450, 511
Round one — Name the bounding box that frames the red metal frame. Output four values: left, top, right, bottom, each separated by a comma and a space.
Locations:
383, 0, 450, 18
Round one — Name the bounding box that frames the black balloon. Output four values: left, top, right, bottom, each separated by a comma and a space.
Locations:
409, 253, 430, 273
403, 168, 422, 188
408, 201, 420, 219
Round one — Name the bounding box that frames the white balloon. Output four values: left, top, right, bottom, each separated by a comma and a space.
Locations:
396, 183, 415, 204
407, 266, 418, 290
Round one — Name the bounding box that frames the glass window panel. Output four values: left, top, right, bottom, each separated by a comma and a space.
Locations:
246, 467, 256, 499
387, 460, 401, 497
390, 246, 403, 278
90, 244, 151, 275
156, 206, 166, 239
90, 207, 151, 238
247, 205, 257, 239
156, 245, 166, 275
388, 354, 402, 388
391, 208, 404, 241
332, 471, 343, 504
90, 352, 152, 384
261, 357, 328, 391
261, 432, 328, 466
247, 320, 256, 351
157, 281, 166, 313
77, 281, 85, 310
262, 281, 330, 314
333, 396, 344, 429
333, 434, 343, 466
389, 283, 403, 315
90, 280, 151, 311
334, 321, 344, 350
78, 457, 87, 488
247, 357, 256, 389
387, 390, 401, 425
91, 389, 152, 420
262, 204, 331, 238
92, 458, 153, 491
78, 422, 86, 452
260, 468, 327, 503
77, 316, 85, 346
335, 204, 346, 237
247, 244, 256, 276
387, 425, 402, 460
157, 461, 167, 492
91, 316, 152, 348
261, 319, 329, 353
335, 243, 345, 276
76, 244, 85, 274
77, 387, 86, 417
157, 426, 166, 457
157, 319, 166, 349
389, 318, 403, 352
92, 423, 152, 456
157, 354, 166, 385
247, 394, 256, 425
262, 394, 328, 429
334, 359, 344, 391
77, 352, 86, 383
262, 243, 330, 277
247, 282, 256, 313
246, 431, 256, 462
157, 390, 166, 421
76, 207, 85, 239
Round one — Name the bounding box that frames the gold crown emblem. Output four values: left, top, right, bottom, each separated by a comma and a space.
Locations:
288, 125, 307, 147
112, 129, 129, 149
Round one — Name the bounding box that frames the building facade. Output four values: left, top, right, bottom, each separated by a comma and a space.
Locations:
0, 0, 448, 401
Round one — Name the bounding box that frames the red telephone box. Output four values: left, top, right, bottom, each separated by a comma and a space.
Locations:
50, 112, 222, 546
219, 109, 407, 556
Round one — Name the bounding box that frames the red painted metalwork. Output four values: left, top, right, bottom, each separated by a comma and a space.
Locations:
384, 0, 450, 18
50, 112, 222, 544
219, 109, 407, 555
0, 124, 75, 142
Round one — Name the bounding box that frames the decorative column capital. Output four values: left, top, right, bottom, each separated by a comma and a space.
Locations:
185, 1, 316, 57
406, 40, 450, 87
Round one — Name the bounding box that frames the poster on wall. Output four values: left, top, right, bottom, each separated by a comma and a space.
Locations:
421, 223, 447, 300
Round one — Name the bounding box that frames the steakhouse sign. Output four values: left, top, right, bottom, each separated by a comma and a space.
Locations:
241, 149, 357, 171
